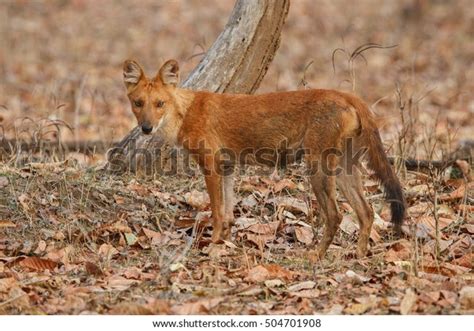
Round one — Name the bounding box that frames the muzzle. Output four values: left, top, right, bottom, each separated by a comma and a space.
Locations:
141, 122, 153, 135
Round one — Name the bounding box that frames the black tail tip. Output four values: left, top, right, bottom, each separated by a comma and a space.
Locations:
391, 200, 405, 236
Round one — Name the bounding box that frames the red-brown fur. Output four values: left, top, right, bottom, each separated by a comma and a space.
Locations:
123, 59, 406, 258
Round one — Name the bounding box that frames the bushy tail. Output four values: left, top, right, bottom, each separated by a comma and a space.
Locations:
348, 95, 406, 234
364, 126, 406, 233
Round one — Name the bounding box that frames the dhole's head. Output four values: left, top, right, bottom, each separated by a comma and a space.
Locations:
123, 59, 180, 135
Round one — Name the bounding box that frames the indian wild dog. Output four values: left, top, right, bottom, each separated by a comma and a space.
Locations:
122, 59, 406, 258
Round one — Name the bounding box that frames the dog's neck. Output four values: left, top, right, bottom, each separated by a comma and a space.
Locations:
157, 88, 195, 145
172, 87, 195, 117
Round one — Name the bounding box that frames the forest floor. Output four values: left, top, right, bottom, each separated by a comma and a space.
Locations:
0, 158, 472, 314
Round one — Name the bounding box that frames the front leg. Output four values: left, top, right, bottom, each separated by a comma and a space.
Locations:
222, 173, 235, 240
204, 174, 225, 242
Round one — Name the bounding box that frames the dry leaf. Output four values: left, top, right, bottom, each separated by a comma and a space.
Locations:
113, 194, 125, 204
268, 197, 309, 215
369, 227, 381, 243
344, 302, 371, 314
169, 263, 185, 272
127, 183, 149, 196
19, 256, 58, 271
18, 194, 30, 211
327, 304, 344, 314
423, 262, 470, 277
246, 264, 294, 283
34, 240, 47, 254
109, 300, 171, 315
125, 233, 138, 246
0, 278, 18, 293
0, 220, 16, 228
423, 238, 453, 254
455, 160, 471, 178
123, 267, 142, 280
345, 270, 370, 284
408, 202, 431, 217
295, 227, 314, 245
419, 291, 440, 304
244, 222, 278, 248
238, 286, 264, 297
246, 221, 279, 235
110, 303, 154, 315
457, 204, 474, 213
364, 179, 379, 192
246, 265, 271, 283
289, 289, 320, 298
46, 246, 73, 265
440, 290, 457, 305
281, 210, 297, 220
385, 240, 412, 262
0, 176, 9, 188
142, 227, 160, 239
100, 221, 132, 234
241, 194, 258, 208
264, 279, 285, 288
451, 253, 473, 268
184, 190, 210, 210
459, 286, 474, 310
107, 275, 138, 291
407, 184, 430, 197
246, 233, 275, 250
417, 216, 453, 238
146, 299, 172, 314
400, 288, 417, 315
98, 243, 119, 259
171, 298, 222, 314
6, 287, 30, 310
273, 178, 297, 193
287, 280, 316, 292
85, 262, 104, 277
439, 182, 473, 201
339, 215, 358, 235
205, 243, 231, 259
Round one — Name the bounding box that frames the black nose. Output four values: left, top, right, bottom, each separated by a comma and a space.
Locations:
141, 123, 153, 134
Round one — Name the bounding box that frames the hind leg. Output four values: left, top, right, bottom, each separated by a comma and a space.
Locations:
337, 166, 374, 257
309, 156, 343, 259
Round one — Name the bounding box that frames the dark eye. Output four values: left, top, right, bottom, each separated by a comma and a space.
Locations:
156, 100, 165, 108
134, 100, 143, 107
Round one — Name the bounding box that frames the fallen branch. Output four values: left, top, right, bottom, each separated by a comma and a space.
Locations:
388, 157, 453, 171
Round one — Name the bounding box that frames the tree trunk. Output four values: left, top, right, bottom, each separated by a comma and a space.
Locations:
106, 0, 290, 174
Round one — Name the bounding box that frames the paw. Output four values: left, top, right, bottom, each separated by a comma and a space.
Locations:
220, 218, 233, 241
221, 227, 232, 241
356, 245, 368, 258
308, 246, 327, 263
211, 230, 223, 243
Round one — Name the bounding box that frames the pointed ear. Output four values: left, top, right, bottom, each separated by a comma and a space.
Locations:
157, 60, 179, 86
123, 60, 144, 90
